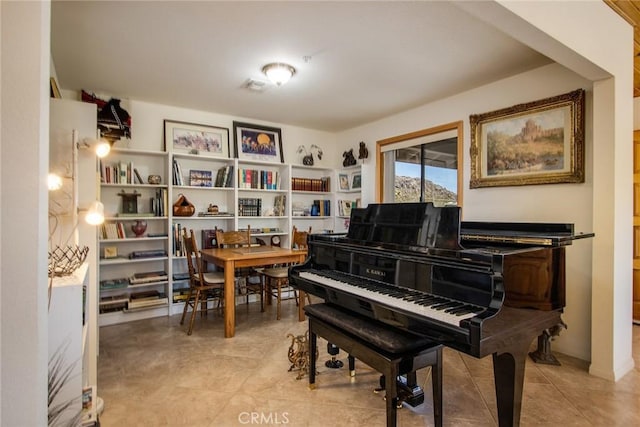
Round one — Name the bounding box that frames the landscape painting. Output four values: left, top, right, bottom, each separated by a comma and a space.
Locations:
470, 89, 585, 188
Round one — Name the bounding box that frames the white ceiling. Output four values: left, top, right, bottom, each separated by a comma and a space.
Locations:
51, 1, 552, 133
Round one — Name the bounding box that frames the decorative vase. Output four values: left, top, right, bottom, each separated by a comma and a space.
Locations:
131, 220, 147, 237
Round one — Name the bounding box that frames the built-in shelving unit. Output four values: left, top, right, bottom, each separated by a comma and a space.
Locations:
97, 148, 363, 325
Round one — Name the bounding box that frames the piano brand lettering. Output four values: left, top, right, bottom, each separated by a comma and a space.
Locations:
365, 268, 385, 278
238, 412, 289, 425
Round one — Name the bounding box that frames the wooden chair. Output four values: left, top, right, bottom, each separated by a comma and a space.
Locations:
260, 226, 312, 320
181, 228, 225, 335
215, 226, 264, 311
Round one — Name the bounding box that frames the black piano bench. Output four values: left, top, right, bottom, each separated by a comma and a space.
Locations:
304, 303, 443, 427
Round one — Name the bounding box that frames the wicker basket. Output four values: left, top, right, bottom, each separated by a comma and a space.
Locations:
48, 245, 89, 277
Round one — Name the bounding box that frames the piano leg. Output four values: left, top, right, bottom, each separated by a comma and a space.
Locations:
492, 347, 528, 427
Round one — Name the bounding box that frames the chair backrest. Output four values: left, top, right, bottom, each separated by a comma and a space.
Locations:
292, 225, 311, 249
182, 228, 205, 287
216, 226, 252, 248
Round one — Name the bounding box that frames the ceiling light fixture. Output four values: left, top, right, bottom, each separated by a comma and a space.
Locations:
262, 62, 296, 86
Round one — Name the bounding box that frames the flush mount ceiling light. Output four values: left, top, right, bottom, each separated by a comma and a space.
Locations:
262, 62, 296, 86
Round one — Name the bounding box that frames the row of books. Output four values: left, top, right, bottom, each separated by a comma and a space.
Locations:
291, 176, 331, 192
128, 249, 168, 259
238, 168, 280, 190
238, 198, 262, 216
173, 160, 234, 188
100, 160, 149, 185
100, 222, 127, 240
173, 223, 184, 256
100, 271, 169, 290
312, 199, 331, 216
214, 165, 233, 187
99, 290, 169, 313
151, 188, 168, 216
172, 159, 185, 186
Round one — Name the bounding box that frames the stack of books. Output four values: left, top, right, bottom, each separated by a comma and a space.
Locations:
129, 270, 168, 285
127, 290, 168, 310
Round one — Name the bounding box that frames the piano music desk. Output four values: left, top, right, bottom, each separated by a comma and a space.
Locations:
305, 303, 443, 427
200, 246, 308, 337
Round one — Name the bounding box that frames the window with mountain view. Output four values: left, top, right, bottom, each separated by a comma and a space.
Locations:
378, 123, 462, 206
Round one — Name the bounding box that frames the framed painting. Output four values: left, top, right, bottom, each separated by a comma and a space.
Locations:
469, 89, 585, 188
338, 173, 350, 191
351, 172, 361, 189
164, 120, 230, 158
233, 121, 284, 163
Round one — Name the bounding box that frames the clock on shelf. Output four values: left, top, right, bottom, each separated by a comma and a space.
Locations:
271, 235, 281, 247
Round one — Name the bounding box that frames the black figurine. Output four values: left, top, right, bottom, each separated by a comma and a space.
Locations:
342, 149, 356, 167
358, 141, 369, 160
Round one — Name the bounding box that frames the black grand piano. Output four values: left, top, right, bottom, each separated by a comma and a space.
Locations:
289, 202, 592, 426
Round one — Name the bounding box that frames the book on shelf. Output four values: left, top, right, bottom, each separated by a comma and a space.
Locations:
173, 159, 185, 186
172, 272, 190, 281
133, 168, 144, 184
273, 194, 286, 216
128, 249, 168, 259
128, 297, 169, 310
129, 270, 168, 284
99, 278, 129, 290
238, 168, 279, 190
149, 187, 167, 217
99, 294, 129, 305
127, 290, 168, 309
197, 212, 232, 217
189, 169, 213, 187
213, 165, 234, 188
291, 176, 331, 192
338, 199, 354, 217
312, 199, 331, 216
116, 212, 150, 218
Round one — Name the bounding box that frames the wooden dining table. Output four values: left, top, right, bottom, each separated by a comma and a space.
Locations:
200, 246, 308, 337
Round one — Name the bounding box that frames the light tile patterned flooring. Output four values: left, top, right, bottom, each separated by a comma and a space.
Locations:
98, 300, 640, 426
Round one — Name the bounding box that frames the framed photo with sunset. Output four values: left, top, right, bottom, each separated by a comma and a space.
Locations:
232, 121, 284, 164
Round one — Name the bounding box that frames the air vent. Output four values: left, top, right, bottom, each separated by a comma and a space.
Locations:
244, 78, 268, 92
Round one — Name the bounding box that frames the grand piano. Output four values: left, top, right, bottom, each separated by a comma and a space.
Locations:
290, 202, 593, 427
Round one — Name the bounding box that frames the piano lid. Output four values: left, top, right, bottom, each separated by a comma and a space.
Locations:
346, 202, 463, 250
460, 221, 594, 247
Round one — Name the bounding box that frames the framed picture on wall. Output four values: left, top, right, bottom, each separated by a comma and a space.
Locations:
469, 89, 585, 188
232, 121, 284, 164
351, 172, 361, 189
338, 173, 350, 191
164, 120, 230, 158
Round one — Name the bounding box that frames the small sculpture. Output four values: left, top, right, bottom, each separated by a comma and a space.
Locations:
207, 204, 219, 214
342, 149, 356, 167
296, 144, 323, 166
358, 141, 369, 160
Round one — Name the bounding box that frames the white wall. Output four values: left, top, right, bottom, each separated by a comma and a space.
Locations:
1, 1, 50, 425
100, 98, 338, 169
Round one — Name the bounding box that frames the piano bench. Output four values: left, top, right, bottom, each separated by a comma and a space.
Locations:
304, 303, 443, 427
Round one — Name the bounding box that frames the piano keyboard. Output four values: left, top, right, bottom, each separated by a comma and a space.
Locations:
298, 270, 485, 327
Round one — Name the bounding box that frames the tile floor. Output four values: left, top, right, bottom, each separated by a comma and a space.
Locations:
97, 300, 640, 426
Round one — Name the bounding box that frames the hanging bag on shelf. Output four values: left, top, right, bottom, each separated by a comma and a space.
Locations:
173, 193, 195, 217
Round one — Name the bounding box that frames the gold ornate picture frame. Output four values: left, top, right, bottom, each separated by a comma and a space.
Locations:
470, 89, 585, 188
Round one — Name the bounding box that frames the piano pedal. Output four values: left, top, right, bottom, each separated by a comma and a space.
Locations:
396, 375, 425, 407
381, 395, 404, 409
